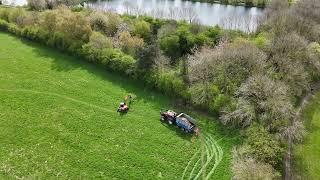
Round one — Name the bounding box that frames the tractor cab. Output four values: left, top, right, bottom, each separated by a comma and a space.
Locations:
160, 109, 177, 125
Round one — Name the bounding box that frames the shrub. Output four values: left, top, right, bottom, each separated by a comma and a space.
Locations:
27, 0, 47, 11
82, 32, 113, 63
119, 31, 144, 57
7, 23, 22, 36
203, 26, 222, 44
133, 20, 151, 40
89, 11, 121, 36
21, 26, 44, 41
189, 22, 204, 35
41, 10, 58, 33
71, 5, 84, 12
176, 26, 196, 55
157, 21, 177, 39
0, 19, 9, 31
47, 32, 69, 51
38, 7, 92, 50
8, 8, 27, 26
0, 8, 10, 22
26, 12, 39, 26
232, 155, 280, 180
210, 93, 232, 113
239, 125, 284, 168
159, 35, 180, 60
58, 12, 92, 44
136, 43, 159, 70
105, 12, 122, 36
253, 33, 267, 49
150, 70, 189, 98
89, 11, 108, 35
81, 42, 136, 74
87, 32, 113, 49
108, 51, 136, 73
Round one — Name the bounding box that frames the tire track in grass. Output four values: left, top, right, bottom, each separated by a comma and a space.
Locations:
0, 88, 140, 117
182, 133, 223, 180
192, 135, 216, 180
190, 135, 213, 180
188, 137, 212, 180
205, 135, 223, 180
181, 149, 200, 179
182, 135, 206, 180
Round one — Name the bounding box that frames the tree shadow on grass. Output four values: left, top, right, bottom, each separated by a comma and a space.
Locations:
18, 38, 170, 108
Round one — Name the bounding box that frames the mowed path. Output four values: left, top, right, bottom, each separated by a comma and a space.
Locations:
294, 90, 320, 179
0, 32, 237, 179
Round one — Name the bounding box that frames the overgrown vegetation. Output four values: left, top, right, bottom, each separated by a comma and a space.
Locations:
0, 0, 319, 178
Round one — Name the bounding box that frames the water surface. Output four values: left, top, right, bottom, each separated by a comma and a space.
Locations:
6, 0, 264, 31
88, 0, 264, 31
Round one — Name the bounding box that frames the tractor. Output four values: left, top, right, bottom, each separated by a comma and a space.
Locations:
117, 95, 132, 113
160, 109, 177, 125
160, 109, 199, 134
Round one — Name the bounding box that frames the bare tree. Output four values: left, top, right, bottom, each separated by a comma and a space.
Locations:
153, 53, 171, 71
122, 1, 132, 14
220, 14, 257, 32
188, 47, 216, 106
221, 74, 294, 129
232, 149, 280, 180
179, 7, 198, 24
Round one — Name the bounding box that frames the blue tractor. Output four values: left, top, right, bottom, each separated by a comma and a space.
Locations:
160, 110, 199, 134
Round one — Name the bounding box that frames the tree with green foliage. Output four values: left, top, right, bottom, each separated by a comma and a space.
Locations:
133, 20, 151, 41
137, 43, 159, 70
159, 35, 180, 61
242, 125, 284, 168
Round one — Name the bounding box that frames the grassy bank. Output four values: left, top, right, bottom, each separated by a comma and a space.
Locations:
294, 92, 320, 179
0, 32, 239, 179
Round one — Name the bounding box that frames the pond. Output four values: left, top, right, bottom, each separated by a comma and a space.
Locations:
6, 0, 264, 31
88, 0, 264, 31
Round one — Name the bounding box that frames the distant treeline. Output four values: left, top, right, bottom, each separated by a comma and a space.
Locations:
181, 0, 269, 7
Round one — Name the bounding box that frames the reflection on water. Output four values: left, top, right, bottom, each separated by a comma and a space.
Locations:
3, 0, 26, 6
89, 0, 264, 31
5, 0, 264, 31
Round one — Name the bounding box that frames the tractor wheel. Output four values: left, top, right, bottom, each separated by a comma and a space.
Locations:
160, 116, 165, 121
168, 120, 173, 125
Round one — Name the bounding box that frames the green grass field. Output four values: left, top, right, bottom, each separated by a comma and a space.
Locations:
0, 32, 239, 179
294, 92, 320, 179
